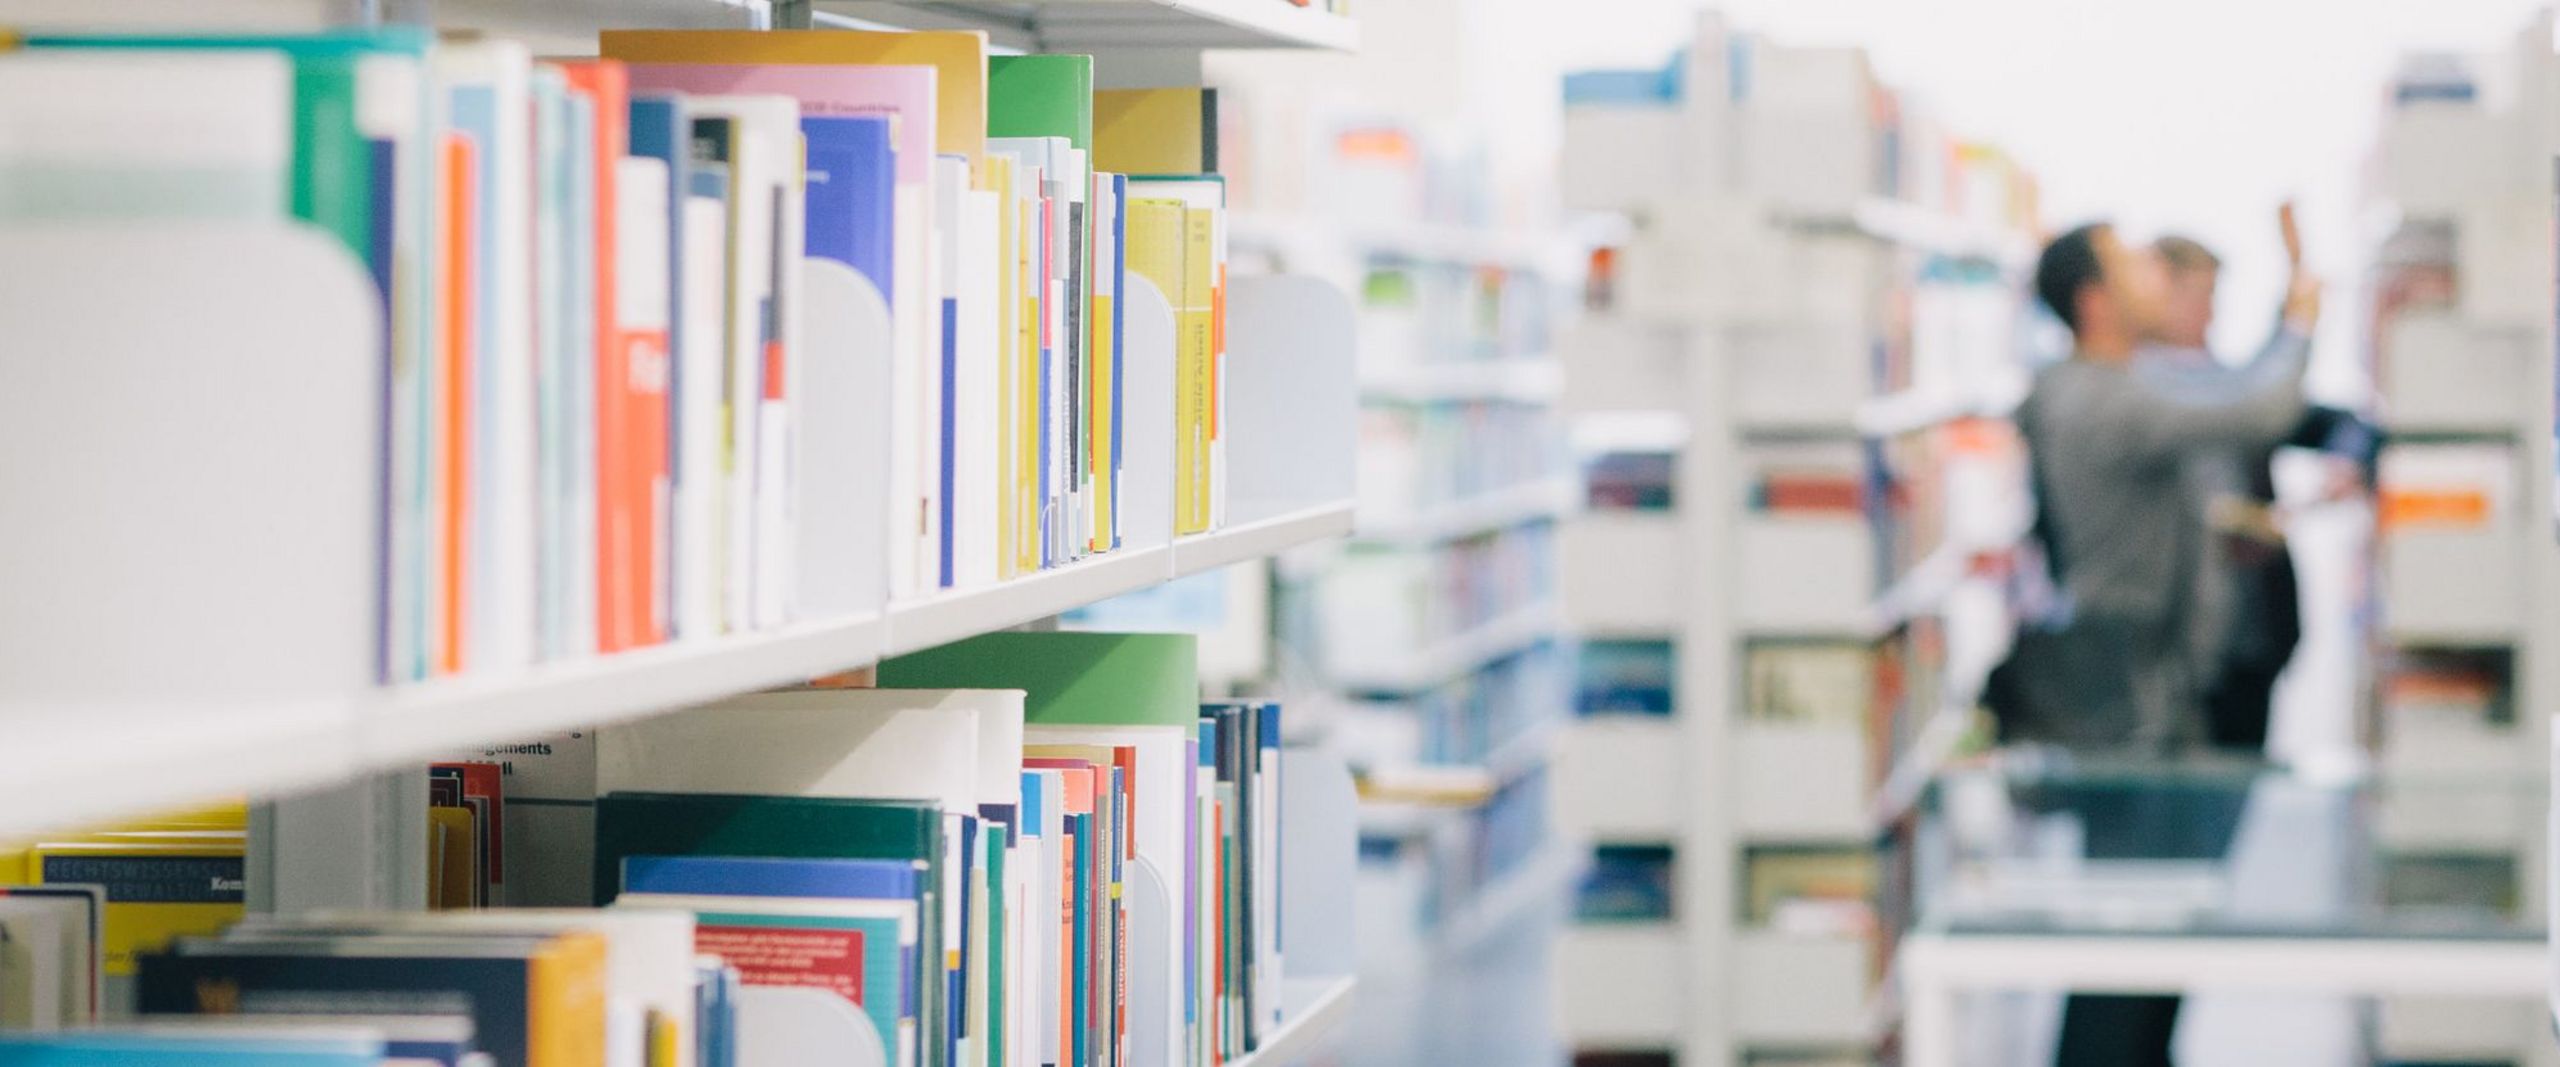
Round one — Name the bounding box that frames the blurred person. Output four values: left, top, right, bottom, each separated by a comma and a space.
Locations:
2003, 217, 2319, 751
1996, 216, 2320, 1067
2139, 226, 2382, 754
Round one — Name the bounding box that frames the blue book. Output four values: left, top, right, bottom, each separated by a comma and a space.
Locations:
620, 856, 921, 1067
623, 854, 920, 901
799, 115, 896, 300
0, 1032, 384, 1066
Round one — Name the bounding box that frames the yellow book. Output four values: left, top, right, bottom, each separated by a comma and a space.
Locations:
1093, 88, 1216, 176
1175, 206, 1217, 533
1, 801, 248, 893
427, 805, 476, 910
527, 930, 610, 1067
26, 839, 244, 977
598, 29, 987, 164
1122, 198, 1195, 533
1011, 170, 1043, 574
981, 154, 1023, 580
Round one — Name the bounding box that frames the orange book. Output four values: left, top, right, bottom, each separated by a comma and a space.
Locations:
560, 61, 655, 652
438, 133, 478, 677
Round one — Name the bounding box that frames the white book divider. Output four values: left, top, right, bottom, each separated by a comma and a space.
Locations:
735, 984, 884, 1067
0, 223, 378, 838
1221, 275, 1357, 527
1119, 273, 1179, 553
1279, 747, 1358, 981
796, 258, 895, 621
1126, 858, 1176, 1067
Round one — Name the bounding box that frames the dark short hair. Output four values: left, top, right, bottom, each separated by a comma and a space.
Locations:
2035, 223, 2109, 333
2155, 234, 2220, 275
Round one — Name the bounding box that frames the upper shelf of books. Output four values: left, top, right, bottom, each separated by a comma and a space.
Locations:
0, 26, 1361, 836
816, 0, 1358, 53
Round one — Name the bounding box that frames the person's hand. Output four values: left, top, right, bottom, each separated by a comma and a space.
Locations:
2275, 200, 2324, 331
2282, 273, 2322, 333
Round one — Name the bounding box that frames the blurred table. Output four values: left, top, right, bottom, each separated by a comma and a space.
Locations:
1895, 758, 2546, 1067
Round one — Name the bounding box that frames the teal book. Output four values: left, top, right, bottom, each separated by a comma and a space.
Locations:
0, 1030, 385, 1066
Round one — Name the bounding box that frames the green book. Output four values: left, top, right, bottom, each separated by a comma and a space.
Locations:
594, 791, 951, 1067
986, 54, 1094, 151
880, 631, 1200, 728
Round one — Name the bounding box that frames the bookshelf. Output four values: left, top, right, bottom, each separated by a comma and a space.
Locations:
1556, 19, 2037, 1066
1202, 86, 1578, 1058
0, 3, 1369, 1064
2364, 23, 2560, 1062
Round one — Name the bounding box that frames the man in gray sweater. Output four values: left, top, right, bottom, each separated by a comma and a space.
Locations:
2012, 219, 2320, 1067
2012, 220, 2320, 751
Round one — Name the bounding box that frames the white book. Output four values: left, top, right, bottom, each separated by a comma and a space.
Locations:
563, 86, 602, 661
531, 74, 576, 661
1027, 769, 1067, 1067
438, 41, 539, 675
683, 96, 796, 634
0, 897, 80, 1030
616, 156, 675, 638
0, 51, 292, 219
915, 156, 964, 595
1255, 727, 1282, 1035
955, 186, 1005, 589
675, 186, 729, 642
596, 688, 1024, 810
901, 159, 942, 598
887, 152, 935, 601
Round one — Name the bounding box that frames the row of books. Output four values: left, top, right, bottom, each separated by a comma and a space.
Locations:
1357, 258, 1556, 371
1573, 638, 1674, 717
0, 632, 1293, 1067
1573, 843, 1674, 923
1742, 641, 1876, 728
1743, 442, 1869, 519
1323, 643, 1564, 773
0, 28, 1239, 685
1562, 18, 2038, 227
1308, 524, 1555, 681
587, 649, 1292, 1067
1357, 404, 1566, 520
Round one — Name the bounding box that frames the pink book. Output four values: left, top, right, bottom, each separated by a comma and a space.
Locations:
622, 63, 939, 185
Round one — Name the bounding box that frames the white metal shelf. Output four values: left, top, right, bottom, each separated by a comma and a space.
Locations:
369, 611, 890, 766
815, 0, 1355, 52
1331, 602, 1559, 695
1232, 975, 1360, 1067
1357, 479, 1576, 545
1173, 503, 1356, 578
0, 509, 1351, 841
1360, 360, 1562, 405
1228, 212, 1568, 272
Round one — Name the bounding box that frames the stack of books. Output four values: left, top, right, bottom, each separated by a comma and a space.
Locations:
0, 28, 1242, 686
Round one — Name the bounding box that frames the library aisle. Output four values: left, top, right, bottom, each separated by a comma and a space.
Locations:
2, 2, 2559, 1066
